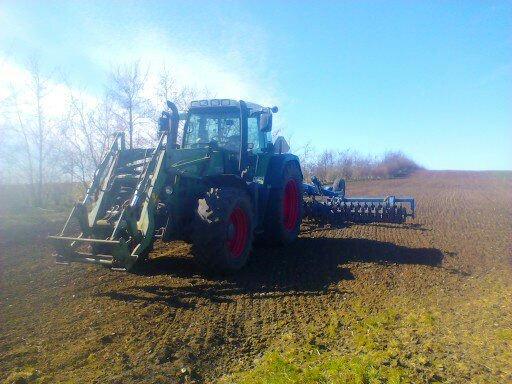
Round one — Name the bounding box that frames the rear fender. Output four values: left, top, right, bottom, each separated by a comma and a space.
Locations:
263, 154, 303, 189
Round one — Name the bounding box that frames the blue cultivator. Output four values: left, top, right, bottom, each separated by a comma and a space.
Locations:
303, 177, 415, 224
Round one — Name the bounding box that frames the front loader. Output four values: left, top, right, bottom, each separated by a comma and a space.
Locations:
50, 99, 415, 273
49, 102, 179, 270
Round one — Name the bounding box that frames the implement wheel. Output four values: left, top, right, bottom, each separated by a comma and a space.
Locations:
263, 161, 303, 245
192, 187, 254, 272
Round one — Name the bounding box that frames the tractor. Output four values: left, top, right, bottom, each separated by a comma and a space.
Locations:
50, 99, 415, 272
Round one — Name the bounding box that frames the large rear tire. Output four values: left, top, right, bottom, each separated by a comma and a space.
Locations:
192, 187, 254, 272
263, 161, 303, 245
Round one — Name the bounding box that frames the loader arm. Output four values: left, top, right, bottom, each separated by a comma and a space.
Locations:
127, 137, 168, 264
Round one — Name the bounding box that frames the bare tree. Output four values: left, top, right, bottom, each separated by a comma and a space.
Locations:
154, 65, 212, 143
108, 62, 152, 148
296, 141, 314, 181
1, 60, 51, 205
28, 59, 50, 206
0, 59, 65, 206
58, 91, 119, 186
156, 65, 200, 111
89, 94, 118, 156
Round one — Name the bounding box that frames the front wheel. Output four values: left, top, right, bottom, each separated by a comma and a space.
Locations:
192, 187, 254, 273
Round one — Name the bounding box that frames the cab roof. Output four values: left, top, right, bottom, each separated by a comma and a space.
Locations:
189, 99, 265, 113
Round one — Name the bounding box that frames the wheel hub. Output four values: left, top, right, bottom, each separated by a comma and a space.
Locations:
283, 179, 299, 231
227, 206, 249, 258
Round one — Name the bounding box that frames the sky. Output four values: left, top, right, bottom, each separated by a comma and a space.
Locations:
0, 1, 511, 170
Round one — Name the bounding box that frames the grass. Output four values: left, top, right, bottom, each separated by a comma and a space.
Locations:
224, 347, 410, 384
221, 302, 423, 384
3, 367, 39, 384
221, 282, 512, 384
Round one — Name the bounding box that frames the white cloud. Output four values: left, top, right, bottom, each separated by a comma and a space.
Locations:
1, 11, 285, 130
81, 24, 287, 135
0, 57, 97, 122
85, 25, 281, 108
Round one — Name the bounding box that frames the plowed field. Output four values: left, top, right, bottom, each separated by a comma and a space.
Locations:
1, 171, 511, 383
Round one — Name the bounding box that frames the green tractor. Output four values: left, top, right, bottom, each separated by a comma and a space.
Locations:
50, 99, 304, 272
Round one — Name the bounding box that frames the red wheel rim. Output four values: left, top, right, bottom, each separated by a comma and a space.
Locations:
283, 179, 299, 231
227, 207, 249, 258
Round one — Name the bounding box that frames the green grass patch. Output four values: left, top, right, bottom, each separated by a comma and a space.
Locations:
3, 367, 39, 384
496, 328, 512, 342
222, 341, 411, 384
221, 306, 420, 384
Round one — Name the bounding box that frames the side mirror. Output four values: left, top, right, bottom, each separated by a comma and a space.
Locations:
259, 113, 272, 132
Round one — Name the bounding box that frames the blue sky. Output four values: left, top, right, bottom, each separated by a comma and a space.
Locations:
1, 1, 511, 170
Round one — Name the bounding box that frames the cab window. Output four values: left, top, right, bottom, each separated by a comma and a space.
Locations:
248, 116, 269, 152
183, 110, 240, 151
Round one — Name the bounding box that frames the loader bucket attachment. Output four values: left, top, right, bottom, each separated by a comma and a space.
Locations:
49, 236, 132, 268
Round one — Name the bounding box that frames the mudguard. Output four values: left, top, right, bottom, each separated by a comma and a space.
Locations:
263, 154, 303, 189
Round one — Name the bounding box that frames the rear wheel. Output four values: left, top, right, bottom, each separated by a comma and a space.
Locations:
263, 161, 303, 245
192, 187, 254, 272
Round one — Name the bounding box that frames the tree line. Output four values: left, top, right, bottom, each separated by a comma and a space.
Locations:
0, 60, 207, 207
298, 146, 422, 184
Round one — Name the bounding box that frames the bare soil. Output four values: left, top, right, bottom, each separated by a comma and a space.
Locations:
1, 171, 511, 383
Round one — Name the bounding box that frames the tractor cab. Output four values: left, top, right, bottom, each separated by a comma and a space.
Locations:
183, 99, 275, 154
166, 99, 279, 177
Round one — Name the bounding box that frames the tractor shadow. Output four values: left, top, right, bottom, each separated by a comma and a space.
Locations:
102, 236, 447, 309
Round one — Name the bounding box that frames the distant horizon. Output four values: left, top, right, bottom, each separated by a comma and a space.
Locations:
1, 169, 511, 188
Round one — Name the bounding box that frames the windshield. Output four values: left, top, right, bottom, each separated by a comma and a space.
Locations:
183, 110, 240, 151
